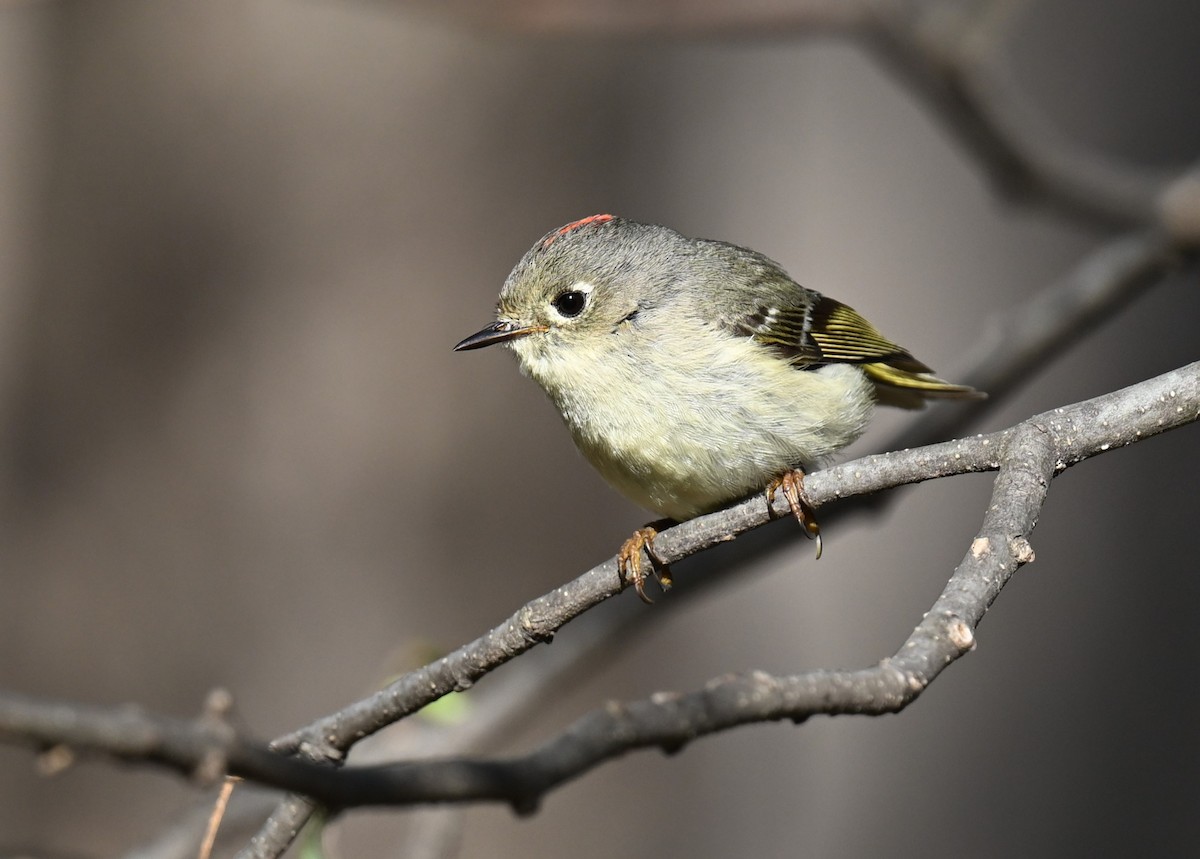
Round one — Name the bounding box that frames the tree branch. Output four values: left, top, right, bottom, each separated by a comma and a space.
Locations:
247, 422, 1055, 815
2, 362, 1195, 818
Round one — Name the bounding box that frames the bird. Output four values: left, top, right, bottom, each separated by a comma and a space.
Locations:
455, 214, 981, 601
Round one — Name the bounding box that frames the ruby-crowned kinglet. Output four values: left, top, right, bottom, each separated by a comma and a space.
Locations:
455, 215, 981, 601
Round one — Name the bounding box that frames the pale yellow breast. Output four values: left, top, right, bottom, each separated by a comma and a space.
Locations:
513, 322, 874, 520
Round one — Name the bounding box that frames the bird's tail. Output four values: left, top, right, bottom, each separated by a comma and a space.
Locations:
863, 359, 984, 409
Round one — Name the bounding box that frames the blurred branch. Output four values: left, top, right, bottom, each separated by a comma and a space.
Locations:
393, 0, 878, 37
887, 227, 1186, 451
402, 0, 1164, 230
2, 362, 1196, 822
861, 5, 1161, 229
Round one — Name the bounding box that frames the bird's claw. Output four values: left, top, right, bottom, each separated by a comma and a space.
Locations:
766, 470, 823, 560
618, 525, 672, 603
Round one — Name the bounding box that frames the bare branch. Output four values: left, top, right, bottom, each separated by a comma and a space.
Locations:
0, 692, 336, 803
256, 423, 1055, 814
2, 362, 1195, 818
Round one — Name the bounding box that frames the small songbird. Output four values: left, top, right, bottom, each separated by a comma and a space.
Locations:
455, 215, 981, 601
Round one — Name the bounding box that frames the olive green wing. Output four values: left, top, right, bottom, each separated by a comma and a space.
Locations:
729, 291, 982, 406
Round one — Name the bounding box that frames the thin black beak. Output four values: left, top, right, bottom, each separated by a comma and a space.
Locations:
453, 320, 544, 351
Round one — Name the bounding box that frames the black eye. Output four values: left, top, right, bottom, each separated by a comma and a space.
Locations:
551, 289, 588, 318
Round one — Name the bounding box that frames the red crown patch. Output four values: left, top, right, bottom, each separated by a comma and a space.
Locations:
540, 213, 615, 250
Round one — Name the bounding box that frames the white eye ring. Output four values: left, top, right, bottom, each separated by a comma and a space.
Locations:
549, 282, 594, 319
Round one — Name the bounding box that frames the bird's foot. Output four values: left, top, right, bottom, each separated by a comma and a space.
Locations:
766, 470, 823, 559
617, 522, 673, 603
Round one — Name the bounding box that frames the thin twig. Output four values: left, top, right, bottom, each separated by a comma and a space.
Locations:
197, 778, 238, 859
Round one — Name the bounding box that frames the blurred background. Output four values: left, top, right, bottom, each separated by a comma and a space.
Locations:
1, 0, 1198, 856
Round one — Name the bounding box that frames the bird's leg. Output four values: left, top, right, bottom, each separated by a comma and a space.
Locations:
766, 470, 823, 560
617, 521, 674, 603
